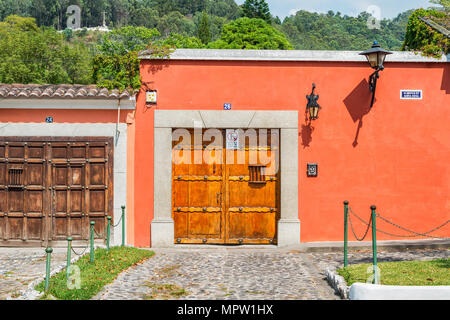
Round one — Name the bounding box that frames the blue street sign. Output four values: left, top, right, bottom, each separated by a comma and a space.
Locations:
224, 103, 231, 110
400, 90, 422, 100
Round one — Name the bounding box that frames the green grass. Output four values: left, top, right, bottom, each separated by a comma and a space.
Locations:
337, 258, 450, 286
141, 283, 188, 300
35, 246, 154, 300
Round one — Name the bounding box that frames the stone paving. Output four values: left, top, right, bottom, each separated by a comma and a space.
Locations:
0, 246, 447, 300
0, 248, 67, 300
93, 247, 449, 300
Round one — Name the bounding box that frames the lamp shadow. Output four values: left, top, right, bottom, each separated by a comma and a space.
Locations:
343, 79, 375, 147
300, 121, 314, 148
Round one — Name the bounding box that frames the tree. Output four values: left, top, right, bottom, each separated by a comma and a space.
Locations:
0, 15, 92, 84
430, 0, 450, 11
402, 8, 449, 57
208, 17, 292, 49
160, 33, 205, 48
197, 11, 211, 44
93, 25, 172, 91
99, 26, 161, 54
280, 9, 409, 51
157, 11, 196, 36
242, 0, 271, 23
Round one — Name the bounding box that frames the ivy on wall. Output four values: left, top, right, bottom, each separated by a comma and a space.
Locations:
402, 9, 449, 57
92, 26, 173, 92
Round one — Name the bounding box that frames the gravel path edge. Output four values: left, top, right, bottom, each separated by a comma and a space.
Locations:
7, 253, 85, 300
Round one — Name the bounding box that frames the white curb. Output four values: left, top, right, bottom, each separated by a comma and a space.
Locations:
349, 283, 450, 300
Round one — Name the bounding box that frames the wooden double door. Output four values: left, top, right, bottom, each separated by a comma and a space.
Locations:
0, 137, 113, 246
172, 129, 279, 244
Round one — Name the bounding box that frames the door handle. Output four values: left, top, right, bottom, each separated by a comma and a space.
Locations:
217, 192, 220, 205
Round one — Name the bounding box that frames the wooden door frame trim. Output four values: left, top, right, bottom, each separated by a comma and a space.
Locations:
152, 110, 300, 248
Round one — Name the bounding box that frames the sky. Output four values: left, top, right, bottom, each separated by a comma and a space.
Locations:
234, 0, 435, 19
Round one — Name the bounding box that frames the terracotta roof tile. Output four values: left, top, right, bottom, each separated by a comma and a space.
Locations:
0, 84, 134, 99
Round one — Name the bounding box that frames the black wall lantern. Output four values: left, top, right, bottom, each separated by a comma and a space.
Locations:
359, 41, 392, 109
306, 83, 321, 121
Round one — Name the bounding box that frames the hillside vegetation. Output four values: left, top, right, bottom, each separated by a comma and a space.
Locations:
0, 0, 448, 87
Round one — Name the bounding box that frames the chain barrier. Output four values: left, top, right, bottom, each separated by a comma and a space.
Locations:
376, 213, 449, 240
94, 228, 107, 238
112, 213, 123, 228
348, 207, 372, 241
348, 207, 449, 240
71, 240, 89, 256
71, 243, 89, 256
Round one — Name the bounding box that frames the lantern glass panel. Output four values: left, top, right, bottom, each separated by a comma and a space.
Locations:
378, 52, 388, 68
313, 106, 319, 119
367, 53, 378, 68
309, 107, 314, 119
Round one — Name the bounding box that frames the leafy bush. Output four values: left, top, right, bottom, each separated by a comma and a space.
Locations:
402, 9, 449, 57
208, 17, 293, 49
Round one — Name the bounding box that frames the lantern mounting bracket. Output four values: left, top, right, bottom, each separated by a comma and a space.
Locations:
306, 83, 321, 121
368, 67, 381, 109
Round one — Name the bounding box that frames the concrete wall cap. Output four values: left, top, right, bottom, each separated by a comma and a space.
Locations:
139, 49, 449, 63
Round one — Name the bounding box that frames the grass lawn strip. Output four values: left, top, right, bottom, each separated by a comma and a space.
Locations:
337, 258, 449, 286
35, 246, 154, 300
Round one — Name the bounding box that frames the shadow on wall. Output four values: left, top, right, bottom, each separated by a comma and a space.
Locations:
343, 79, 374, 147
300, 122, 314, 148
442, 65, 449, 94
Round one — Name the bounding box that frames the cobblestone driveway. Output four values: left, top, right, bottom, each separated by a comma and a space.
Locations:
93, 247, 449, 300
0, 248, 67, 300
0, 246, 447, 300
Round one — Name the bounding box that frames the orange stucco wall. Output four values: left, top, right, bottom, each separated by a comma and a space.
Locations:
0, 109, 131, 123
134, 59, 449, 247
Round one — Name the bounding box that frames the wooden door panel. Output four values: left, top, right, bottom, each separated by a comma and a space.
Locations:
8, 217, 22, 239
189, 181, 221, 207
228, 211, 277, 240
172, 129, 225, 243
8, 145, 25, 159
0, 163, 5, 184
228, 182, 277, 208
28, 191, 43, 213
89, 163, 105, 185
173, 182, 189, 207
89, 190, 105, 212
188, 212, 221, 236
225, 129, 279, 244
27, 217, 42, 240
173, 129, 279, 244
0, 137, 112, 246
27, 164, 44, 185
70, 217, 83, 237
174, 212, 188, 238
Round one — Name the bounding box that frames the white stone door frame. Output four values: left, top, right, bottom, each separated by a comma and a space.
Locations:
151, 110, 300, 247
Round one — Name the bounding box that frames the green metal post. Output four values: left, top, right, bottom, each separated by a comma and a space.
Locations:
344, 201, 349, 267
121, 205, 126, 247
371, 205, 378, 284
45, 247, 53, 291
66, 237, 72, 279
90, 221, 95, 263
106, 216, 111, 252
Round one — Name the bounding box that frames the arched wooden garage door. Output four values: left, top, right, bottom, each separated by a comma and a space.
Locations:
172, 129, 279, 244
0, 137, 113, 247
